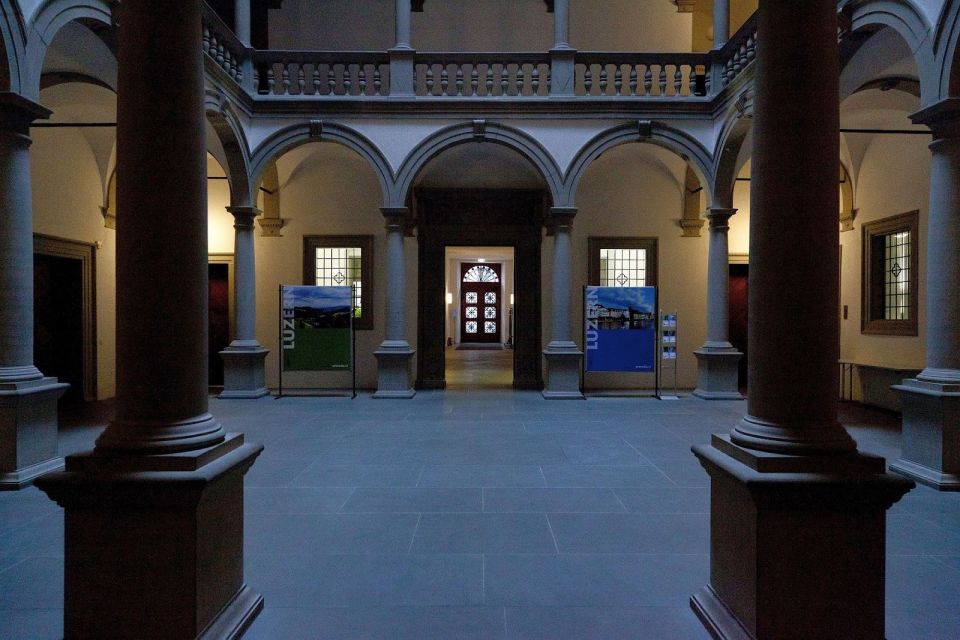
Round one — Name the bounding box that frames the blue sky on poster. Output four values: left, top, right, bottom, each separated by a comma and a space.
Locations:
283, 285, 352, 311
590, 287, 655, 312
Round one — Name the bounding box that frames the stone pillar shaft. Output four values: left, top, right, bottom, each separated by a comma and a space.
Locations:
554, 0, 570, 49
228, 207, 257, 344
549, 210, 574, 346
0, 96, 49, 382
713, 0, 730, 48
705, 209, 734, 346
375, 208, 415, 398
919, 118, 960, 382
235, 0, 251, 45
95, 0, 224, 453
731, 0, 854, 454
386, 213, 407, 342
395, 0, 412, 49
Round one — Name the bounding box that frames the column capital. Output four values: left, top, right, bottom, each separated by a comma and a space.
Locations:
706, 207, 737, 230
226, 205, 261, 229
547, 207, 577, 229
381, 206, 409, 230
0, 92, 51, 135
911, 98, 960, 138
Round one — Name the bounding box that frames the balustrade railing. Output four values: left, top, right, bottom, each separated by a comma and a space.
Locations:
202, 9, 247, 85
575, 53, 708, 97
199, 2, 759, 103
715, 14, 758, 88
251, 52, 390, 96
414, 54, 550, 97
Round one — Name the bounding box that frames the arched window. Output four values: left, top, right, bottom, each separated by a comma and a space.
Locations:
462, 265, 500, 282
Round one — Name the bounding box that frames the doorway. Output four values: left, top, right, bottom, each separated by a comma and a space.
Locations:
208, 255, 235, 388
729, 262, 749, 390
416, 188, 544, 390
459, 262, 503, 344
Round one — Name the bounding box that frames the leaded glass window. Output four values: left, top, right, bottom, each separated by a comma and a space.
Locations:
588, 238, 658, 290
466, 307, 478, 319
466, 321, 478, 333
862, 211, 918, 336
303, 235, 373, 330
883, 231, 911, 320
599, 248, 646, 287
484, 307, 496, 319
463, 265, 500, 282
484, 321, 497, 333
466, 292, 478, 303
484, 292, 497, 304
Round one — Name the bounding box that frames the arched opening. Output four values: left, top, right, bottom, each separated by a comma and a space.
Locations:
252, 140, 389, 392
410, 142, 549, 391
574, 142, 707, 393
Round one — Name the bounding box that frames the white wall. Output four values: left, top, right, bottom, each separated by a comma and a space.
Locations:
270, 0, 692, 52
571, 143, 708, 390
254, 142, 416, 390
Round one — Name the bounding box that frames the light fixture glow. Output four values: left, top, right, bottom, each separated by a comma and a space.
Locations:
446, 292, 453, 304
477, 258, 486, 262
510, 294, 515, 305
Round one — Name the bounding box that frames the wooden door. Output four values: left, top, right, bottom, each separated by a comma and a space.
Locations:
460, 262, 502, 343
729, 263, 749, 390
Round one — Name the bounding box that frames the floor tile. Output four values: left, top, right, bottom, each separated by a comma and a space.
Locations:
411, 513, 556, 554
340, 488, 482, 513
548, 513, 709, 554
245, 487, 355, 514
245, 513, 419, 554
418, 465, 546, 488
541, 465, 675, 488
505, 606, 711, 640
483, 488, 626, 513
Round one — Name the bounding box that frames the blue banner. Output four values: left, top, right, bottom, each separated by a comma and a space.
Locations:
584, 286, 657, 372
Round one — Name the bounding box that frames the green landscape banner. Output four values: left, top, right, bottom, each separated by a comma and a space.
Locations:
281, 286, 352, 371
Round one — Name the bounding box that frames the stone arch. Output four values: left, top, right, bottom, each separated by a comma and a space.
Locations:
712, 101, 754, 209
0, 0, 27, 93
564, 121, 714, 209
249, 121, 393, 208
204, 90, 252, 208
935, 0, 960, 99
843, 0, 937, 103
394, 121, 564, 209
24, 0, 114, 100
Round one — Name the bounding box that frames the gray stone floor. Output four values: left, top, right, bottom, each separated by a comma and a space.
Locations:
1, 393, 959, 639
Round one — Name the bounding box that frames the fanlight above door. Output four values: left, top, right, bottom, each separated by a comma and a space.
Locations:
462, 265, 500, 282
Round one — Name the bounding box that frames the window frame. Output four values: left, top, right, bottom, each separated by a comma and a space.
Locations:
302, 235, 374, 330
860, 210, 919, 336
588, 237, 659, 288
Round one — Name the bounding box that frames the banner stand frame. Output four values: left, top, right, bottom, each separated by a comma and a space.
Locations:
276, 284, 356, 399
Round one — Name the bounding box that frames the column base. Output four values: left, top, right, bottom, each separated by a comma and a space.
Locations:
891, 378, 960, 491
374, 344, 416, 399
219, 345, 270, 399
543, 344, 583, 399
35, 434, 264, 640
692, 436, 913, 640
693, 348, 743, 400
0, 377, 69, 490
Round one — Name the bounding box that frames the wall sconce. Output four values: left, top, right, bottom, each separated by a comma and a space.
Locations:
446, 292, 453, 304
510, 294, 515, 305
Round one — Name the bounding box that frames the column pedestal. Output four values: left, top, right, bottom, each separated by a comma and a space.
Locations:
542, 344, 583, 399
891, 379, 960, 490
693, 347, 742, 400
374, 343, 416, 399
219, 344, 270, 399
0, 377, 69, 489
692, 436, 912, 640
37, 435, 263, 640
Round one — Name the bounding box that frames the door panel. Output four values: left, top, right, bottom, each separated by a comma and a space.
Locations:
460, 263, 501, 343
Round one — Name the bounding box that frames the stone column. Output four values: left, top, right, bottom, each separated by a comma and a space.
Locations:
374, 208, 415, 398
234, 0, 251, 45
690, 2, 913, 638
0, 93, 69, 490
36, 2, 263, 638
220, 206, 269, 399
713, 0, 730, 48
549, 0, 576, 96
892, 99, 960, 490
543, 207, 583, 399
390, 0, 415, 95
693, 208, 742, 400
